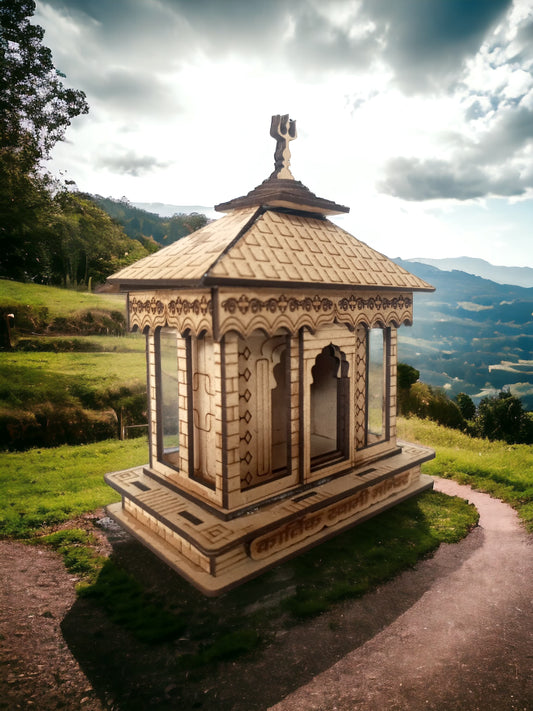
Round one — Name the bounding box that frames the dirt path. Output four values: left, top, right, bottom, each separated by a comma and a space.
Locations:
269, 479, 533, 711
0, 480, 531, 710
0, 539, 102, 710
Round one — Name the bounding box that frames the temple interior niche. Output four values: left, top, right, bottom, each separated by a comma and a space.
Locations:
239, 331, 289, 491
156, 327, 180, 469
310, 344, 349, 464
271, 346, 289, 472
367, 327, 388, 445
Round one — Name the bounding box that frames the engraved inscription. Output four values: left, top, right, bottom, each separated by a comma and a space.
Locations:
249, 470, 412, 560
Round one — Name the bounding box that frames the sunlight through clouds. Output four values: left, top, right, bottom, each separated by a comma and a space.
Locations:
34, 0, 533, 267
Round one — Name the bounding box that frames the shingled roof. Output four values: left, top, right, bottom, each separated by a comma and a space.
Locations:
108, 115, 434, 293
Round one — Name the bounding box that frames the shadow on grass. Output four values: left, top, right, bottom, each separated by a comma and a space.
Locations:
61, 492, 480, 710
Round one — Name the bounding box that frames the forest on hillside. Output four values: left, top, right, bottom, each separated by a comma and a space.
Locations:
89, 195, 208, 246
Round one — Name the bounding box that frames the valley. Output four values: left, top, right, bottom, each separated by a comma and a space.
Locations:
395, 259, 533, 409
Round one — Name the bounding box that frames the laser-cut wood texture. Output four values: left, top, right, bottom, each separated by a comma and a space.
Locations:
105, 115, 435, 595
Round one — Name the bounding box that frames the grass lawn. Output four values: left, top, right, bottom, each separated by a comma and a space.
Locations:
398, 416, 533, 531
74, 488, 477, 659
0, 429, 479, 662
0, 437, 148, 537
0, 278, 126, 318
0, 351, 146, 408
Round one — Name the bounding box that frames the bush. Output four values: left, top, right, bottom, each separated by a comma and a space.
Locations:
0, 405, 117, 450
48, 309, 126, 335
474, 391, 533, 444
15, 337, 105, 352
400, 381, 467, 430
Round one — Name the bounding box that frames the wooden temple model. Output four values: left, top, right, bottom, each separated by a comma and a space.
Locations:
106, 115, 435, 595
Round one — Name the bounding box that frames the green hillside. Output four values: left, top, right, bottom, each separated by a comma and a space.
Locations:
88, 194, 209, 246
0, 280, 146, 450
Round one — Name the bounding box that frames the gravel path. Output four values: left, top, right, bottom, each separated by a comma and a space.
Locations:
269, 479, 533, 711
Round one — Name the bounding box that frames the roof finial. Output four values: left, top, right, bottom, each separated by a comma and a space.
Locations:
270, 114, 297, 180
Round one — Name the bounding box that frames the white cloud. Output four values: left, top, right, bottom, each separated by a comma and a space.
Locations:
33, 0, 533, 267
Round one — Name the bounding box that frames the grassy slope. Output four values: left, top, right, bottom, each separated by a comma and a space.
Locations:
0, 351, 146, 408
0, 279, 125, 317
0, 438, 148, 537
0, 281, 146, 450
398, 416, 533, 531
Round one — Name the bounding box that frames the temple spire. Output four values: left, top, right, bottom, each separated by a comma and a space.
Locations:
270, 114, 297, 179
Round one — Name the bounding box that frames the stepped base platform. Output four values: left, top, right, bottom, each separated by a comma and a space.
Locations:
105, 443, 434, 596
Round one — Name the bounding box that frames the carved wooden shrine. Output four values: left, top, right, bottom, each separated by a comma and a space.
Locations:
106, 115, 436, 595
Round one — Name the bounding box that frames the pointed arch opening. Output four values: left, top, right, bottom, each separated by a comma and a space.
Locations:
310, 344, 349, 469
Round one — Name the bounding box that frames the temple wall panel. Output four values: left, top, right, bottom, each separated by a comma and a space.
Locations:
354, 325, 367, 451
222, 334, 241, 508
389, 328, 398, 441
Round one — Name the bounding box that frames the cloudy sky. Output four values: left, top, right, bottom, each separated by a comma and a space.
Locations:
34, 0, 533, 267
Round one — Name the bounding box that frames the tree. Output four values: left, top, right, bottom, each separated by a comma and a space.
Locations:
397, 362, 419, 415
475, 391, 533, 444
49, 192, 152, 286
456, 392, 476, 421
0, 0, 88, 166
397, 362, 419, 390
0, 0, 88, 280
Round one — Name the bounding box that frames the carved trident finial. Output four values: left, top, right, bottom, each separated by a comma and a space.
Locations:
270, 114, 297, 180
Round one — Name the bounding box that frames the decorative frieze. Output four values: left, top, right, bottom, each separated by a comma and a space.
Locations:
127, 288, 412, 338
219, 289, 413, 337
128, 291, 213, 336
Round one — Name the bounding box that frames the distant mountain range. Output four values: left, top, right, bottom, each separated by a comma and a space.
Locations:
133, 202, 218, 219
407, 257, 533, 289
395, 259, 533, 410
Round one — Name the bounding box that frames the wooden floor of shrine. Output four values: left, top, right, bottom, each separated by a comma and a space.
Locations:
106, 442, 434, 595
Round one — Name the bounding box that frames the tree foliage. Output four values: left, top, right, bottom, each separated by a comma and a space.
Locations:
399, 380, 466, 430
397, 362, 420, 390
399, 364, 533, 445
90, 195, 209, 246
0, 1, 154, 286
0, 0, 88, 167
475, 391, 533, 444
455, 392, 476, 421
48, 192, 153, 286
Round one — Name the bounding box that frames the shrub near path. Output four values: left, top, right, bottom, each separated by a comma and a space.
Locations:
398, 416, 533, 531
